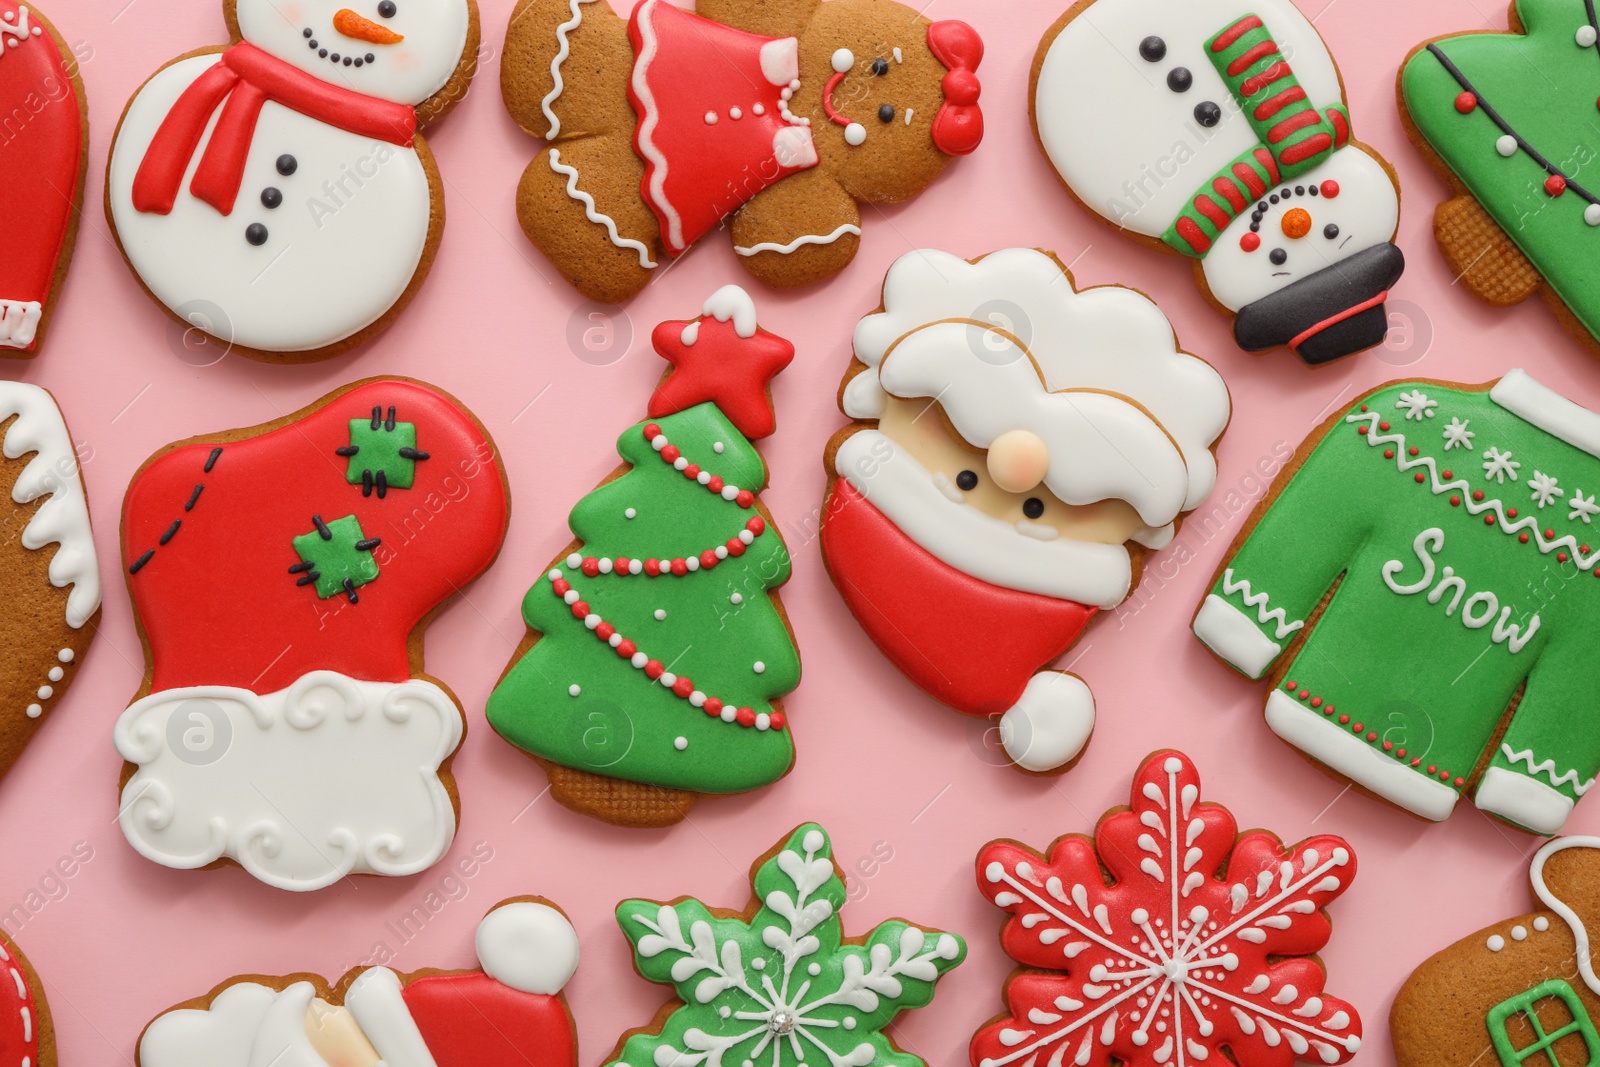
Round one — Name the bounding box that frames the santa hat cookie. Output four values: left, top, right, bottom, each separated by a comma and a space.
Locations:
115, 378, 509, 891
0, 0, 88, 357
137, 898, 580, 1067
104, 0, 481, 360
821, 248, 1230, 773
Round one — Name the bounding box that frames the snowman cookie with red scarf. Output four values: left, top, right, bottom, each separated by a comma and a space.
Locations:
114, 378, 509, 892
105, 0, 480, 361
501, 0, 984, 304
821, 249, 1230, 773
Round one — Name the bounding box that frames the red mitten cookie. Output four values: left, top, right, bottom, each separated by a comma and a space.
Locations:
115, 378, 509, 891
137, 898, 579, 1067
501, 0, 984, 303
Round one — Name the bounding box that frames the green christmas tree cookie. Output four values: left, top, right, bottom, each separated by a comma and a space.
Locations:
487, 286, 799, 828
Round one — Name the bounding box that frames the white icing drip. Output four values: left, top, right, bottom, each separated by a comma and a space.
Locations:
700, 284, 759, 337
0, 385, 100, 627
548, 149, 657, 268
541, 0, 598, 139
735, 223, 861, 257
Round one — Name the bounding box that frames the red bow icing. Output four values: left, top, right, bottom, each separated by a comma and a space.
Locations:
928, 20, 984, 157
132, 42, 417, 217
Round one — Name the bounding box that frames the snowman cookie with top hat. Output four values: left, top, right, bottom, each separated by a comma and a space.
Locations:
106, 0, 480, 361
1032, 0, 1405, 365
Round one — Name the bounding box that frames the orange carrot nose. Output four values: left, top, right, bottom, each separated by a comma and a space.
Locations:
333, 8, 404, 45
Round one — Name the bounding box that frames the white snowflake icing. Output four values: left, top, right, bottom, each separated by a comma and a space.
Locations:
1482, 447, 1522, 484
1442, 417, 1475, 451
1570, 491, 1600, 524
1528, 471, 1564, 509
1396, 389, 1438, 421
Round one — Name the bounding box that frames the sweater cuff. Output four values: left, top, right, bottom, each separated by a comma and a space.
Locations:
1475, 766, 1577, 835
1193, 594, 1281, 679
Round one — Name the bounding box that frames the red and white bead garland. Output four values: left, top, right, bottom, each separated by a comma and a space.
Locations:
543, 422, 784, 732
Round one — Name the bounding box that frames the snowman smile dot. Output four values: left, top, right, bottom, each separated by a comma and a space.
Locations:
277, 155, 298, 176
261, 187, 283, 209
246, 223, 269, 246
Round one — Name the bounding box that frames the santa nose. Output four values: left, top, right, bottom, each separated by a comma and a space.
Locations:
987, 429, 1050, 494
333, 8, 405, 45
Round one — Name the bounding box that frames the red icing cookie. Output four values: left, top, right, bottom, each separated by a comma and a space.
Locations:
0, 931, 50, 1067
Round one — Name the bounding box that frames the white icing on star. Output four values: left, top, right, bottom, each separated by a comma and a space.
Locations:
1442, 417, 1475, 451
1529, 470, 1564, 509
1396, 389, 1438, 421
1482, 446, 1522, 484
1570, 490, 1600, 524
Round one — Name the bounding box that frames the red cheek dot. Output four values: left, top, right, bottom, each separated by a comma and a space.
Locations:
1240, 232, 1261, 252
1454, 92, 1477, 113
1321, 180, 1341, 198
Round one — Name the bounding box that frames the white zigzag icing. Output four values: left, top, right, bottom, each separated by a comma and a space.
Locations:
548, 149, 657, 269
1502, 744, 1596, 795
1221, 568, 1304, 639
541, 0, 597, 139
735, 224, 862, 257
1347, 410, 1600, 572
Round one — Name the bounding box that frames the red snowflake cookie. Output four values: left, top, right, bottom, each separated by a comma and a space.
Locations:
973, 750, 1361, 1067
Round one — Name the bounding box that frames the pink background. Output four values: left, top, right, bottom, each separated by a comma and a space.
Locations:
6, 0, 1595, 1062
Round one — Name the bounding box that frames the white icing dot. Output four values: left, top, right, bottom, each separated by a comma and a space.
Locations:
713, 441, 725, 453
752, 957, 766, 970
655, 609, 667, 620
1587, 203, 1600, 226
1496, 135, 1518, 157
893, 46, 903, 63
705, 110, 718, 125
1487, 934, 1506, 951
730, 592, 743, 605
625, 508, 637, 519
47, 667, 62, 682
1512, 925, 1528, 941
831, 48, 855, 73
720, 1007, 731, 1019
1580, 24, 1598, 47
57, 649, 72, 663
808, 963, 821, 976
631, 653, 648, 669
843, 1018, 857, 1030
730, 107, 742, 120
660, 673, 677, 687
844, 122, 867, 146
24, 704, 40, 719
566, 553, 583, 568
753, 104, 765, 116
1535, 917, 1551, 931
756, 713, 771, 731
674, 736, 688, 751
789, 79, 800, 90
548, 568, 563, 581
803, 829, 825, 851
36, 687, 51, 700
721, 706, 738, 722
568, 685, 581, 697
754, 661, 766, 673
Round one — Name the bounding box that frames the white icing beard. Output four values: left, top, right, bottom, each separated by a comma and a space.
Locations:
835, 430, 1133, 608
114, 672, 463, 892
234, 0, 470, 106
1201, 149, 1400, 311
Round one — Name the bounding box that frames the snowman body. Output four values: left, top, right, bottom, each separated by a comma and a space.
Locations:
1034, 0, 1403, 362
106, 0, 469, 355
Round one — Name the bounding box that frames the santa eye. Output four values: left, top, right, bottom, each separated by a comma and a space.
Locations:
1023, 498, 1045, 519
378, 1, 397, 17
956, 470, 978, 491
871, 58, 889, 76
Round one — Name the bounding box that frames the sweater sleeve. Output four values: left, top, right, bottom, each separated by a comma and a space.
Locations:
1192, 404, 1380, 679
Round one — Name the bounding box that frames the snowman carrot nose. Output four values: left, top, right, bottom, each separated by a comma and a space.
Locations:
333, 8, 404, 45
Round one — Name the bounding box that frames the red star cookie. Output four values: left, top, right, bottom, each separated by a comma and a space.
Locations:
648, 286, 793, 440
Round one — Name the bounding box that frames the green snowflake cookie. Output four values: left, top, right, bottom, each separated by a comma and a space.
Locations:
290, 514, 380, 601
610, 823, 965, 1067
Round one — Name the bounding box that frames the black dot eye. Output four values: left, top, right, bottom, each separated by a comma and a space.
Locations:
871, 57, 889, 76
1023, 498, 1045, 520
878, 104, 895, 123
1139, 36, 1166, 62
956, 470, 978, 492
1167, 67, 1192, 93
1324, 224, 1340, 240
1269, 248, 1288, 265
1193, 101, 1220, 127
276, 154, 297, 176
377, 1, 397, 17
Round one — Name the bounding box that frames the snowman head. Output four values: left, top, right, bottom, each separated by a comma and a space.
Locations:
233, 0, 472, 107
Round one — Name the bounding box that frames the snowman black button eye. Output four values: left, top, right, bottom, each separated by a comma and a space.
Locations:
878, 104, 895, 123
1167, 67, 1192, 93
1324, 224, 1340, 240
956, 470, 978, 491
871, 58, 889, 76
245, 223, 269, 246
1269, 248, 1288, 265
378, 1, 397, 17
1139, 36, 1166, 62
277, 154, 297, 176
1023, 498, 1045, 519
1194, 101, 1220, 126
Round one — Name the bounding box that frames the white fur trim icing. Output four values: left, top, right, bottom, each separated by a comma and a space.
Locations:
542, 0, 599, 139
138, 982, 278, 1067
1264, 689, 1459, 821
249, 983, 322, 1067
346, 967, 437, 1067
835, 430, 1132, 607
548, 149, 657, 268
735, 223, 859, 257
998, 673, 1094, 772
477, 901, 581, 994
0, 384, 100, 627
1492, 369, 1600, 461
0, 300, 42, 350
1531, 835, 1600, 996
758, 38, 799, 86
1476, 767, 1577, 836
114, 672, 463, 892
1192, 594, 1282, 680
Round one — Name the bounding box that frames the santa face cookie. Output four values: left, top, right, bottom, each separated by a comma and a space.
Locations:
1032, 0, 1405, 365
488, 286, 800, 829
975, 750, 1363, 1067
501, 0, 984, 304
821, 249, 1230, 773
0, 931, 53, 1067
1401, 1, 1600, 354
105, 0, 481, 361
1393, 837, 1600, 1067
1194, 373, 1600, 835
0, 1, 87, 357
137, 898, 579, 1067
115, 378, 509, 891
607, 823, 965, 1067
0, 384, 100, 781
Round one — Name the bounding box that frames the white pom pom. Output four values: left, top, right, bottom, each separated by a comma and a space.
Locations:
477, 901, 581, 995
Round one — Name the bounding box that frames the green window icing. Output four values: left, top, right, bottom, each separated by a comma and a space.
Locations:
1488, 979, 1600, 1066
